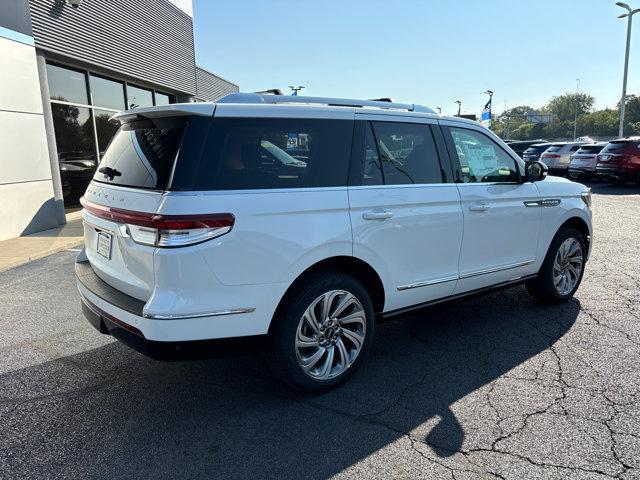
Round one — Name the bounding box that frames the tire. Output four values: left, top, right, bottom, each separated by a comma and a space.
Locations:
265, 272, 375, 392
526, 226, 586, 304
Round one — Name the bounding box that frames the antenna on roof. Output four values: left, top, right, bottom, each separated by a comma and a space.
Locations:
369, 98, 394, 103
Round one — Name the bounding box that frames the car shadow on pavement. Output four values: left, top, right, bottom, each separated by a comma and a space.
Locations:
586, 182, 640, 195
0, 287, 580, 479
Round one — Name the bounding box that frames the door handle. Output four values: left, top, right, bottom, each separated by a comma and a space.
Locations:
468, 203, 489, 212
362, 210, 394, 221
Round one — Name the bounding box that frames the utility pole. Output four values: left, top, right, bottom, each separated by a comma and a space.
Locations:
455, 100, 462, 116
573, 78, 580, 140
615, 2, 639, 137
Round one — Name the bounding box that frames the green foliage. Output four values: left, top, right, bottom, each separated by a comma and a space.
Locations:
490, 91, 638, 141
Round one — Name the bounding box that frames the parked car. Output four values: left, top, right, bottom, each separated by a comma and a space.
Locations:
568, 143, 607, 181
76, 94, 593, 392
58, 152, 98, 205
505, 139, 548, 157
540, 142, 584, 175
522, 143, 552, 162
596, 137, 640, 185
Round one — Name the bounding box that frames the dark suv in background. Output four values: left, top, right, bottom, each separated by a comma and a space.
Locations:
596, 138, 640, 185
522, 143, 551, 162
506, 139, 548, 158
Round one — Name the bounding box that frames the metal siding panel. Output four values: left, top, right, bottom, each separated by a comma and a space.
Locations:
29, 0, 196, 94
195, 67, 239, 101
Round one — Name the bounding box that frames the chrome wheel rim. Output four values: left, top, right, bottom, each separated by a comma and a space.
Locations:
553, 238, 583, 295
295, 290, 366, 381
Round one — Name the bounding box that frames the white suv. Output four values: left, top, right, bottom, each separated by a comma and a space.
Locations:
76, 94, 593, 391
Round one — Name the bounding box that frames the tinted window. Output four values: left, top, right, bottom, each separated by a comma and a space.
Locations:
127, 85, 154, 109
578, 145, 605, 153
362, 123, 384, 185
90, 75, 125, 111
93, 117, 185, 189
569, 145, 581, 151
546, 145, 564, 152
47, 64, 88, 104
449, 127, 519, 183
601, 141, 634, 152
367, 121, 442, 185
195, 118, 353, 190
52, 104, 96, 162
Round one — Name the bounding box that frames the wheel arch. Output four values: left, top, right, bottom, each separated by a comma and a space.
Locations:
269, 256, 385, 333
559, 216, 591, 252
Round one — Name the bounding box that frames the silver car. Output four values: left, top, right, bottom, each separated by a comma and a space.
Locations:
540, 142, 585, 175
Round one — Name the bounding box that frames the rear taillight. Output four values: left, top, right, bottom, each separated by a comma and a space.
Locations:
80, 198, 234, 248
542, 153, 561, 158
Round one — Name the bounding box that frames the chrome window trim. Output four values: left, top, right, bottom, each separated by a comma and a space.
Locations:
397, 260, 535, 291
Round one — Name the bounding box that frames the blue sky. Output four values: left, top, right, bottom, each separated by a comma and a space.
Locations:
193, 0, 639, 116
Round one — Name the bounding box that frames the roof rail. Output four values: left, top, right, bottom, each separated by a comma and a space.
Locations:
217, 93, 435, 114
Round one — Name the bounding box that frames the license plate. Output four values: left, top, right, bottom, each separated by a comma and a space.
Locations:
600, 155, 611, 161
96, 231, 112, 260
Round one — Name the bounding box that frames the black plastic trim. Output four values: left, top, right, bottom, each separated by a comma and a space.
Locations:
75, 260, 145, 317
381, 274, 538, 319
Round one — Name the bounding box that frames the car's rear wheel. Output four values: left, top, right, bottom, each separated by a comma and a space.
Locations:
265, 273, 374, 392
526, 226, 586, 304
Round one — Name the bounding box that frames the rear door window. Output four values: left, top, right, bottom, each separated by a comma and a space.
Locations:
195, 118, 353, 190
93, 117, 185, 190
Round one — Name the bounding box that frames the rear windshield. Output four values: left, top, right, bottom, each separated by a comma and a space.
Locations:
577, 144, 605, 154
92, 117, 185, 190
546, 145, 564, 152
601, 141, 635, 153
194, 117, 353, 190
524, 144, 549, 154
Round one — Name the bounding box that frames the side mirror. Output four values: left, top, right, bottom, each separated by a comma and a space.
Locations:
525, 160, 548, 182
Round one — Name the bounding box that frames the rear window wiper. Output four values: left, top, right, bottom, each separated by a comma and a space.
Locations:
98, 166, 122, 180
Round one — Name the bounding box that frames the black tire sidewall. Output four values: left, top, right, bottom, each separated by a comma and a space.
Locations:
267, 273, 375, 392
535, 226, 586, 303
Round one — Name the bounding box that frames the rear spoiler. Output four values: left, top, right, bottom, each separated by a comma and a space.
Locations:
111, 103, 215, 123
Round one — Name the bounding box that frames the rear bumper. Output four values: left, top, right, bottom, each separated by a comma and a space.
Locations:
568, 167, 596, 179
596, 167, 635, 180
79, 292, 265, 360
76, 254, 276, 347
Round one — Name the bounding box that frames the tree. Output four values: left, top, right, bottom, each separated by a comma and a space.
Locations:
545, 92, 595, 123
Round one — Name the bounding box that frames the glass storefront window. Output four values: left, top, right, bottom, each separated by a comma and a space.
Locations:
51, 104, 97, 206
94, 109, 120, 157
127, 85, 154, 109
155, 92, 171, 106
47, 64, 88, 104
90, 75, 125, 111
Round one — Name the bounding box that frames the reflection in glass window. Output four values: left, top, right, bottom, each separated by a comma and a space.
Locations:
47, 64, 88, 104
126, 85, 153, 109
370, 122, 443, 185
51, 104, 97, 206
94, 109, 120, 157
449, 127, 518, 183
155, 92, 171, 106
90, 75, 125, 111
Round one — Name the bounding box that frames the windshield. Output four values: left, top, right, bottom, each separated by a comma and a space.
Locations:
92, 117, 185, 190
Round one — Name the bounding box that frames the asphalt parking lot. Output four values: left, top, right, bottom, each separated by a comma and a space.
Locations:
1, 183, 639, 480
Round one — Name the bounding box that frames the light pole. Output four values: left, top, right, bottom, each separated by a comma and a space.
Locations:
573, 78, 580, 140
616, 2, 639, 137
289, 85, 305, 96
455, 100, 462, 116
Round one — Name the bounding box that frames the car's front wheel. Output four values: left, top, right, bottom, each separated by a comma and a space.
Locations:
265, 273, 374, 392
526, 226, 586, 304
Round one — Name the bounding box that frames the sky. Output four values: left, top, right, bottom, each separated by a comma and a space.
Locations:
193, 0, 639, 117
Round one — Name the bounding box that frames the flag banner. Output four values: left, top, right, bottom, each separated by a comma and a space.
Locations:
481, 98, 492, 128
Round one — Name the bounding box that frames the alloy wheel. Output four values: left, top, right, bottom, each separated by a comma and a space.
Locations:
552, 238, 583, 296
295, 290, 366, 380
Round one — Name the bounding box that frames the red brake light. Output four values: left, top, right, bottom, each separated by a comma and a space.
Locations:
542, 153, 561, 158
80, 197, 235, 247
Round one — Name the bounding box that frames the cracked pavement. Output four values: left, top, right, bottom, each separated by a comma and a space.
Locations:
1, 183, 639, 479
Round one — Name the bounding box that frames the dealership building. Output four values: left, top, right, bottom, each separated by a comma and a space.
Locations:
0, 0, 238, 241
